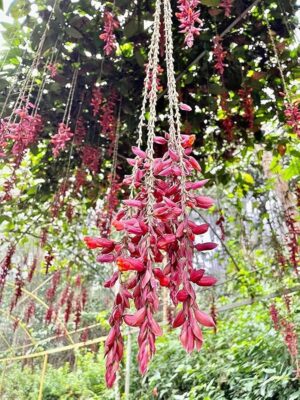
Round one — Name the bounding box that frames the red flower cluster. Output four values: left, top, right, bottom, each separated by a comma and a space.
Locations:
81, 145, 101, 174
282, 320, 299, 360
90, 86, 103, 117
85, 131, 217, 387
0, 245, 15, 303
99, 89, 118, 155
0, 105, 43, 160
10, 265, 24, 312
220, 92, 235, 141
74, 117, 87, 145
220, 0, 232, 17
176, 0, 203, 47
99, 11, 119, 56
51, 122, 74, 158
284, 102, 300, 138
284, 211, 300, 274
24, 301, 35, 324
75, 169, 87, 191
47, 63, 58, 78
239, 87, 254, 130
213, 35, 227, 76
269, 303, 280, 330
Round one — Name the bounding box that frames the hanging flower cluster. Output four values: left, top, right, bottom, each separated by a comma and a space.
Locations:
213, 36, 227, 76
43, 271, 88, 330
269, 303, 280, 330
99, 89, 119, 155
176, 0, 203, 47
90, 86, 103, 117
47, 63, 58, 78
239, 87, 254, 130
99, 11, 119, 56
10, 265, 24, 312
82, 145, 101, 174
284, 210, 300, 274
220, 92, 235, 141
75, 169, 87, 192
51, 123, 74, 158
220, 0, 232, 17
0, 104, 43, 163
74, 117, 87, 145
284, 102, 300, 138
85, 0, 217, 387
269, 302, 299, 376
24, 301, 35, 324
0, 245, 15, 303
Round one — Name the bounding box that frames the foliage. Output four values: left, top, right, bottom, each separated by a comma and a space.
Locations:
1, 304, 299, 399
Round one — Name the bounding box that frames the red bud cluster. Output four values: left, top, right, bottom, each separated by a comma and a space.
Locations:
85, 131, 218, 386
176, 0, 203, 48
99, 11, 119, 56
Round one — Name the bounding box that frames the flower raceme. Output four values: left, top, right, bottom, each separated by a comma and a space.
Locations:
176, 0, 203, 47
51, 122, 74, 158
99, 11, 119, 56
85, 130, 218, 387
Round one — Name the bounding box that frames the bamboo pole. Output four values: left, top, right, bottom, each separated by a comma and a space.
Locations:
38, 354, 48, 400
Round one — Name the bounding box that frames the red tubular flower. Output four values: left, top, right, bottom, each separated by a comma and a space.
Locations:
84, 237, 115, 250
99, 11, 119, 56
176, 0, 203, 47
116, 257, 145, 272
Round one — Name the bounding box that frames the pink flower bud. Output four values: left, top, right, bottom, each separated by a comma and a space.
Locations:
194, 242, 218, 251
197, 276, 218, 286
179, 103, 192, 111
177, 289, 189, 302
132, 146, 147, 159
173, 310, 186, 327
194, 309, 215, 327
190, 268, 205, 283
124, 307, 146, 327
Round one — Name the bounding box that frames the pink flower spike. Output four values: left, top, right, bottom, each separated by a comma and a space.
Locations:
179, 103, 192, 112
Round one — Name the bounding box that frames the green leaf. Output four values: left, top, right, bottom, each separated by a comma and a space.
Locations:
65, 26, 83, 39
241, 172, 255, 185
